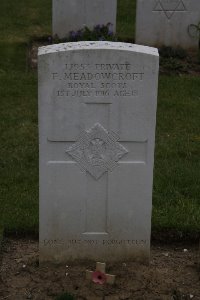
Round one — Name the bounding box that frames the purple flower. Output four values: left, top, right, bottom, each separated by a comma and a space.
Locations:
70, 31, 76, 39
47, 36, 52, 43
107, 23, 113, 31
94, 24, 101, 31
77, 30, 82, 37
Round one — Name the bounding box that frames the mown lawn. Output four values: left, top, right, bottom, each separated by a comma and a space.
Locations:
0, 0, 199, 237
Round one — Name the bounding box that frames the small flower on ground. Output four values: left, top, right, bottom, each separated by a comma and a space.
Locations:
94, 24, 101, 31
77, 30, 82, 37
92, 271, 107, 284
107, 22, 113, 30
67, 23, 117, 42
47, 36, 52, 43
69, 31, 76, 39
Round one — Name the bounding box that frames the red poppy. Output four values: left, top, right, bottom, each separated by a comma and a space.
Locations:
92, 271, 107, 284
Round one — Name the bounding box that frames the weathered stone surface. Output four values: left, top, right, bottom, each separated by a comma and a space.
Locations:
66, 123, 128, 180
136, 0, 200, 49
38, 41, 159, 263
53, 0, 117, 39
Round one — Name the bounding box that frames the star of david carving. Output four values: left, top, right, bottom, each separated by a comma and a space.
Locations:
66, 123, 128, 180
153, 0, 186, 20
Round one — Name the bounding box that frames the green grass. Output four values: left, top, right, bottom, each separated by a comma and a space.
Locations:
55, 293, 74, 300
0, 0, 200, 237
0, 0, 51, 43
117, 0, 136, 41
0, 46, 39, 234
153, 76, 200, 234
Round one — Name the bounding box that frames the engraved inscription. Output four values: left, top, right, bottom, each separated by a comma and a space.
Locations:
43, 239, 147, 248
153, 0, 187, 19
52, 63, 143, 98
66, 123, 128, 179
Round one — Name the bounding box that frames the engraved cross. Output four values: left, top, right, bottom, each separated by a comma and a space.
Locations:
48, 97, 147, 237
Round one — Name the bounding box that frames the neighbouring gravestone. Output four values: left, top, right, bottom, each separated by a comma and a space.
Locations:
136, 0, 200, 49
52, 0, 117, 39
38, 41, 159, 263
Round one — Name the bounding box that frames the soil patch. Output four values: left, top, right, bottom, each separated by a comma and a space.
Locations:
0, 238, 200, 300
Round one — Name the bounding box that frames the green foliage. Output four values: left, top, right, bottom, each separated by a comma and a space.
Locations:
159, 46, 188, 73
160, 58, 188, 73
55, 292, 75, 300
159, 46, 187, 59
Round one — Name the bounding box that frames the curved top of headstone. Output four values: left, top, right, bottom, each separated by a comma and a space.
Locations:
38, 41, 158, 56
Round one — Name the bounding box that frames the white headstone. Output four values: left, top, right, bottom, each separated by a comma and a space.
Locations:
53, 0, 117, 39
38, 41, 159, 263
136, 0, 200, 49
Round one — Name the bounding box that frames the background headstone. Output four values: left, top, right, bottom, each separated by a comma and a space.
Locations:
38, 41, 159, 263
53, 0, 117, 39
136, 0, 200, 49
